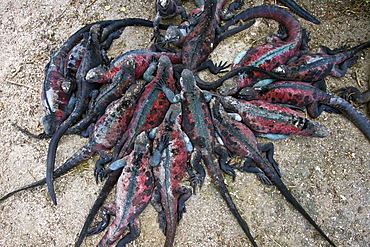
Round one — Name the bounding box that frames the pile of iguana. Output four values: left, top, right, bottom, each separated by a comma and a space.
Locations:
1, 1, 369, 247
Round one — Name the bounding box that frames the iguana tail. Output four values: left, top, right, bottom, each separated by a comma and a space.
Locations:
203, 155, 258, 247
328, 94, 370, 142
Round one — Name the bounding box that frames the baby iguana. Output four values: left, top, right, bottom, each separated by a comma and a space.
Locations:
162, 0, 248, 74
152, 0, 187, 42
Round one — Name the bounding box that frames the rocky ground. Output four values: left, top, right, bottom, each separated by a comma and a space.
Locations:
0, 0, 369, 246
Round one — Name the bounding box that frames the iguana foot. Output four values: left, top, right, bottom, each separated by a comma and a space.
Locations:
94, 165, 104, 184
212, 61, 231, 74
155, 78, 168, 91
187, 164, 205, 194
336, 86, 370, 105
256, 173, 272, 185
221, 160, 239, 177
99, 168, 114, 182
87, 207, 112, 236
151, 30, 163, 43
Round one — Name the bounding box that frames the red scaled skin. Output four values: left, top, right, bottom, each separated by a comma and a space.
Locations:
209, 98, 337, 246
40, 19, 154, 136
215, 95, 328, 138
164, 0, 232, 72
240, 81, 333, 110
218, 5, 305, 95
113, 55, 176, 160
210, 98, 259, 156
239, 81, 370, 141
85, 49, 181, 84
158, 69, 258, 246
272, 41, 370, 81
41, 20, 119, 136
180, 0, 224, 71
41, 34, 88, 136
63, 37, 88, 82
210, 97, 275, 183
65, 58, 137, 134
46, 24, 107, 205
59, 83, 143, 177
180, 70, 256, 246
0, 83, 144, 201
41, 63, 73, 135
97, 132, 154, 247
151, 103, 191, 247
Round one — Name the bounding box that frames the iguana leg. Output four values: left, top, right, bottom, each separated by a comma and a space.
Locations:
187, 150, 206, 192
150, 187, 166, 234
258, 142, 281, 177
87, 204, 115, 236
94, 150, 112, 183
330, 56, 358, 77
197, 60, 230, 74
242, 158, 272, 185
116, 218, 141, 247
215, 144, 237, 177
177, 186, 192, 221
336, 87, 370, 105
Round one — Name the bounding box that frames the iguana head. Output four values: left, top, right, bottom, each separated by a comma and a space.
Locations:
85, 65, 109, 83
180, 69, 197, 93
162, 25, 188, 47
238, 87, 260, 100
157, 0, 170, 9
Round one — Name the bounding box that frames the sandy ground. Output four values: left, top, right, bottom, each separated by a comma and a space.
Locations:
0, 0, 369, 246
